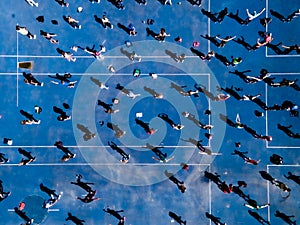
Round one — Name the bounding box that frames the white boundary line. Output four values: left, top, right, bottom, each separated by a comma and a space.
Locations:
8, 209, 59, 212
265, 83, 268, 149
267, 164, 300, 167
265, 73, 300, 149
266, 165, 270, 223
2, 163, 211, 166
0, 55, 203, 59
265, 0, 300, 58
0, 72, 211, 76
208, 165, 212, 225
16, 32, 19, 107
266, 164, 300, 223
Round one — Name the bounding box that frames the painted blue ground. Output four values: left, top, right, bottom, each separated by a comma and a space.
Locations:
0, 0, 299, 224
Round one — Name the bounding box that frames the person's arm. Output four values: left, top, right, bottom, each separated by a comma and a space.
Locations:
281, 44, 290, 49
246, 9, 252, 18
256, 8, 266, 17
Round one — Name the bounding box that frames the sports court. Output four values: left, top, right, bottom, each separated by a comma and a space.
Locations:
0, 0, 299, 224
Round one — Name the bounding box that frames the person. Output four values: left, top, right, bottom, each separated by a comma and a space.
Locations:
79, 45, 106, 59
25, 0, 39, 7
108, 141, 130, 163
244, 199, 270, 210
215, 35, 236, 47
145, 143, 174, 163
200, 50, 215, 61
253, 33, 273, 49
270, 154, 283, 165
155, 28, 170, 42
77, 190, 100, 203
16, 25, 36, 39
14, 207, 34, 225
128, 23, 137, 36
98, 99, 119, 114
168, 211, 186, 225
101, 15, 113, 29
231, 56, 242, 66
165, 170, 186, 193
0, 180, 11, 201
48, 73, 77, 87
53, 106, 71, 121
273, 179, 291, 197
115, 83, 141, 99
54, 141, 76, 162
158, 113, 184, 130
164, 0, 172, 5
40, 183, 60, 199
43, 193, 62, 208
0, 153, 9, 164
20, 109, 41, 125
90, 77, 109, 90
71, 174, 94, 193
56, 48, 76, 62
182, 111, 213, 129
245, 8, 266, 24
65, 15, 81, 29
129, 51, 142, 62
54, 0, 69, 7
40, 30, 59, 44
23, 72, 43, 86
135, 118, 157, 134
231, 150, 260, 165
18, 148, 36, 166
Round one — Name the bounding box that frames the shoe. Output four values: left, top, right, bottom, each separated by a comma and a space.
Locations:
78, 25, 82, 29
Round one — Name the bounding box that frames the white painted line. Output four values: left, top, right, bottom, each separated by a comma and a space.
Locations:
266, 146, 300, 149
8, 209, 59, 212
2, 163, 211, 166
267, 164, 300, 167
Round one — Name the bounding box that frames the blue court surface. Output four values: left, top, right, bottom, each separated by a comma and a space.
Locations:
0, 0, 299, 224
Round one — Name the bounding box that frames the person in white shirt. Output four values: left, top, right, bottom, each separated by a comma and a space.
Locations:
16, 25, 36, 39
245, 8, 266, 24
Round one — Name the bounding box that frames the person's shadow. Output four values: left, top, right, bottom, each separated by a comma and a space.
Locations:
90, 77, 106, 88
181, 137, 212, 155
146, 27, 158, 39
270, 9, 287, 22
227, 10, 245, 25
190, 47, 205, 59
94, 15, 105, 28
215, 53, 230, 66
77, 124, 96, 141
201, 9, 218, 23
233, 37, 253, 51
165, 49, 180, 62
144, 86, 163, 98
219, 113, 236, 128
120, 47, 133, 60
117, 23, 131, 35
